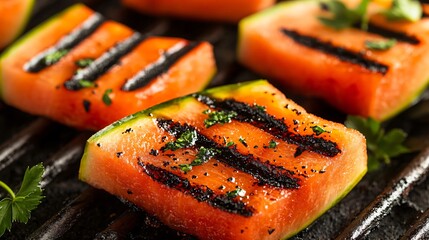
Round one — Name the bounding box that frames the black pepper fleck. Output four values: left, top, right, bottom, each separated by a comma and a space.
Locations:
83, 99, 91, 112
268, 228, 275, 235
116, 152, 123, 158
149, 149, 159, 156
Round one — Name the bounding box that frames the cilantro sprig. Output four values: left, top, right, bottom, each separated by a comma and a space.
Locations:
0, 163, 44, 237
318, 0, 370, 30
365, 39, 397, 50
345, 116, 409, 171
383, 0, 422, 22
319, 0, 422, 31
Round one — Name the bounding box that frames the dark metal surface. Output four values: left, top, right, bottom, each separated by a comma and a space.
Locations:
0, 0, 428, 239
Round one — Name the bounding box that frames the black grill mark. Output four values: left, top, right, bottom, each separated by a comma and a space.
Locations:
137, 161, 255, 217
24, 13, 105, 73
194, 94, 341, 158
157, 119, 300, 189
121, 41, 200, 91
360, 23, 420, 45
64, 32, 146, 90
280, 28, 389, 75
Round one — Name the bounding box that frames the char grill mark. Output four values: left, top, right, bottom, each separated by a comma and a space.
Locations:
24, 13, 105, 73
280, 28, 389, 75
361, 23, 420, 45
137, 161, 255, 217
157, 119, 300, 189
194, 94, 341, 158
121, 41, 200, 91
64, 32, 146, 90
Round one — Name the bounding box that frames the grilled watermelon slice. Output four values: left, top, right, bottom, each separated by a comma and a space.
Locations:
79, 80, 367, 239
0, 0, 33, 49
238, 0, 429, 120
0, 4, 215, 130
122, 0, 275, 23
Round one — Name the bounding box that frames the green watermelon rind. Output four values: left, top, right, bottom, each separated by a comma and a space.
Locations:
0, 4, 86, 99
81, 79, 367, 239
237, 0, 429, 121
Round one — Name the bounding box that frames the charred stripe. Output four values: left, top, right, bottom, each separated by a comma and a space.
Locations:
24, 13, 105, 73
138, 161, 255, 217
280, 28, 389, 75
64, 32, 146, 90
194, 94, 341, 158
157, 119, 300, 189
363, 23, 420, 45
121, 41, 200, 91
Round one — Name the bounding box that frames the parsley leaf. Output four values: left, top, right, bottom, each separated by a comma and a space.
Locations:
383, 0, 422, 22
0, 163, 44, 237
203, 110, 238, 128
163, 130, 198, 151
318, 0, 370, 30
345, 116, 409, 171
75, 58, 94, 68
226, 187, 246, 198
178, 147, 220, 173
44, 49, 69, 66
365, 39, 397, 50
310, 125, 327, 136
78, 80, 96, 88
102, 89, 113, 106
268, 140, 278, 149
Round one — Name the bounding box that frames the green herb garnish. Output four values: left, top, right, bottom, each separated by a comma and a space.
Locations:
254, 104, 266, 112
311, 125, 327, 136
203, 110, 238, 128
0, 163, 44, 237
226, 187, 246, 198
345, 116, 409, 171
268, 140, 278, 149
78, 80, 95, 88
178, 164, 193, 173
44, 49, 69, 66
178, 147, 219, 173
75, 58, 94, 68
383, 0, 422, 22
318, 0, 370, 30
226, 141, 235, 147
164, 130, 198, 151
239, 137, 247, 147
102, 89, 113, 106
365, 39, 397, 50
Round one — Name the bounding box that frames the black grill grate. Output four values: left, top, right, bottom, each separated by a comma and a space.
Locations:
1, 0, 429, 239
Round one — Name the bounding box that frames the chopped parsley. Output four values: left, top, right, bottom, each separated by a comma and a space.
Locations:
318, 0, 370, 30
203, 110, 238, 128
75, 58, 94, 68
226, 141, 235, 147
239, 137, 247, 147
0, 164, 44, 237
268, 140, 278, 149
226, 187, 246, 198
345, 115, 409, 171
78, 80, 96, 88
254, 104, 266, 112
102, 89, 113, 106
44, 49, 69, 66
178, 147, 219, 173
383, 0, 422, 22
365, 39, 397, 51
311, 125, 327, 136
164, 130, 198, 151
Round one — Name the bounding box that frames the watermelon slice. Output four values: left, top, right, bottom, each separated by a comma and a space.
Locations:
238, 0, 429, 120
0, 4, 216, 130
79, 80, 367, 239
122, 0, 275, 23
0, 0, 33, 49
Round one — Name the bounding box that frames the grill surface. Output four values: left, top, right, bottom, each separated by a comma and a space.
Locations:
1, 0, 429, 239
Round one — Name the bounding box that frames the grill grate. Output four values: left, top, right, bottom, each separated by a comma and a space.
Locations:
1, 0, 429, 239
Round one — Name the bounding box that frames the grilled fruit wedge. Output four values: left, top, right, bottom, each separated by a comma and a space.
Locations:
238, 0, 429, 120
79, 80, 367, 240
0, 0, 33, 49
0, 4, 215, 130
122, 0, 275, 23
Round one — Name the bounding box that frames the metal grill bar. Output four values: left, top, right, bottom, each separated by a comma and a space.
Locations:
401, 208, 429, 240
336, 146, 429, 239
